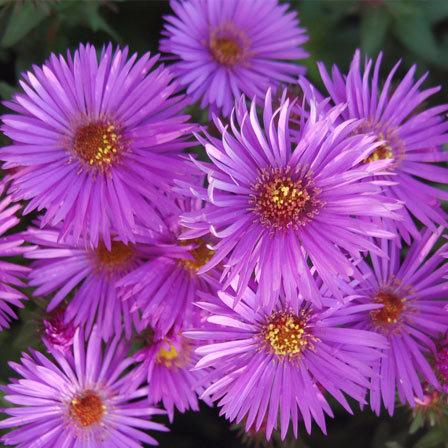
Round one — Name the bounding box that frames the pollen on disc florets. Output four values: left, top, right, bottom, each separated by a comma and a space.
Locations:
357, 120, 404, 167
94, 240, 134, 274
73, 120, 125, 170
179, 238, 214, 272
250, 166, 321, 230
370, 289, 406, 330
209, 23, 250, 67
156, 336, 191, 369
69, 391, 106, 428
364, 141, 394, 163
261, 309, 316, 359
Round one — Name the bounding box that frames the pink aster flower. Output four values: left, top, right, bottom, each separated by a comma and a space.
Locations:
186, 285, 387, 439
0, 327, 168, 447
0, 183, 30, 331
160, 0, 308, 116
349, 228, 448, 415
318, 50, 448, 242
119, 193, 220, 336
24, 226, 155, 340
181, 91, 402, 309
1, 43, 195, 248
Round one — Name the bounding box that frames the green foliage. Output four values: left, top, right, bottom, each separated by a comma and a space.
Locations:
0, 1, 49, 48
409, 394, 448, 448
360, 6, 391, 55
0, 80, 15, 99
392, 3, 442, 66
0, 0, 121, 78
299, 0, 448, 95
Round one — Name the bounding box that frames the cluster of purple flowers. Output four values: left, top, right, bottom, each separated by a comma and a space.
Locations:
0, 0, 447, 446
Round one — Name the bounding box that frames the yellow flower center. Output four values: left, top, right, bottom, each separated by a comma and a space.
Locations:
95, 240, 134, 273
356, 120, 404, 168
157, 342, 179, 362
262, 310, 315, 358
364, 142, 394, 163
179, 238, 214, 272
69, 391, 105, 428
156, 337, 191, 368
209, 23, 249, 66
251, 167, 320, 230
210, 37, 241, 65
73, 121, 124, 170
370, 290, 406, 328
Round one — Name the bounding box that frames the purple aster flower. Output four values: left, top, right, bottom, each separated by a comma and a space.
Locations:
348, 228, 448, 415
24, 226, 155, 340
160, 0, 308, 116
1, 43, 195, 248
42, 308, 77, 354
186, 286, 387, 439
182, 91, 402, 309
318, 50, 448, 242
132, 307, 210, 422
0, 327, 168, 447
119, 193, 220, 336
0, 183, 30, 331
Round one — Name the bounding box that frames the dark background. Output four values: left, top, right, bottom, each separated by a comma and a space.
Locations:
0, 1, 447, 447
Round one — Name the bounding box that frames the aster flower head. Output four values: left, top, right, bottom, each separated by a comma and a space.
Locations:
119, 192, 220, 336
349, 228, 448, 415
318, 50, 448, 242
182, 90, 402, 309
132, 307, 209, 422
42, 308, 77, 353
0, 327, 168, 447
160, 0, 308, 116
0, 183, 30, 331
1, 43, 195, 248
24, 225, 156, 340
186, 285, 387, 439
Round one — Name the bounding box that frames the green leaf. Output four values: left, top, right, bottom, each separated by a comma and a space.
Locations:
409, 412, 424, 434
393, 10, 441, 66
84, 2, 121, 42
415, 429, 446, 448
1, 2, 49, 47
0, 80, 15, 99
361, 6, 391, 55
387, 1, 419, 17
385, 442, 404, 448
424, 0, 448, 23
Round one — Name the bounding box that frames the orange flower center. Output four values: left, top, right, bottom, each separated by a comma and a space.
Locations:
262, 310, 315, 358
73, 121, 124, 169
95, 240, 134, 272
251, 167, 320, 230
370, 290, 405, 328
69, 391, 105, 427
179, 238, 214, 272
